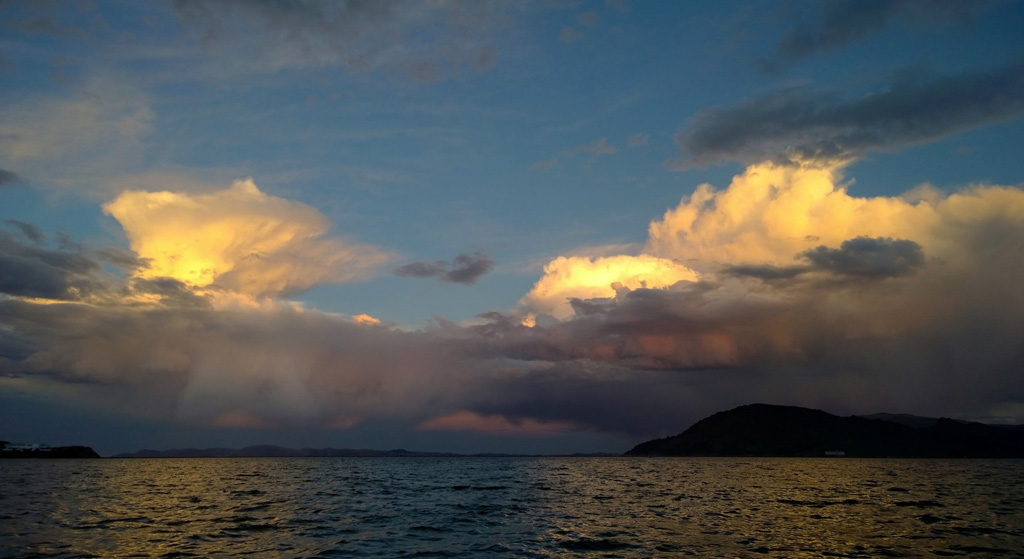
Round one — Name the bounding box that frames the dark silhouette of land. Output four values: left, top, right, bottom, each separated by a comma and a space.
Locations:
112, 446, 618, 458
0, 440, 100, 459
625, 404, 1024, 457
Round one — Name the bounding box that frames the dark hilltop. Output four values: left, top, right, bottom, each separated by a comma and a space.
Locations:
0, 440, 100, 459
625, 404, 1024, 458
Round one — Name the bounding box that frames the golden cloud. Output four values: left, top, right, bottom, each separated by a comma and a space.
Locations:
646, 162, 940, 269
524, 160, 1024, 322
103, 179, 393, 298
352, 313, 382, 326
520, 254, 699, 319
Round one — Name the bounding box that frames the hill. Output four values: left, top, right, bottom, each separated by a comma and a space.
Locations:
625, 404, 1024, 458
0, 440, 100, 459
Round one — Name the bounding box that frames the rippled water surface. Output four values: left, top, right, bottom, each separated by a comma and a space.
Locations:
2, 457, 1023, 558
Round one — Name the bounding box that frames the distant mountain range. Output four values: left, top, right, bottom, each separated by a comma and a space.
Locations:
112, 446, 618, 458
113, 446, 474, 458
10, 404, 1024, 459
625, 404, 1024, 458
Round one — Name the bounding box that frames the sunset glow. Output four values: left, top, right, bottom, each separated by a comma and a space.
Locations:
1, 1, 1023, 456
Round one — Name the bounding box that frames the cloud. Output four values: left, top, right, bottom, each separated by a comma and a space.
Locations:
103, 178, 393, 298
648, 161, 959, 270
0, 79, 153, 194
5, 220, 45, 245
416, 411, 577, 435
672, 61, 1024, 168
394, 251, 494, 285
723, 236, 925, 283
207, 409, 274, 429
0, 231, 102, 301
506, 159, 1024, 428
559, 27, 582, 43
352, 313, 382, 326
532, 138, 622, 172
800, 236, 925, 278
170, 0, 509, 80
627, 132, 649, 147
0, 168, 21, 187
3, 161, 1024, 442
520, 255, 698, 319
569, 137, 619, 161
772, 0, 999, 63
0, 296, 466, 424
529, 158, 558, 172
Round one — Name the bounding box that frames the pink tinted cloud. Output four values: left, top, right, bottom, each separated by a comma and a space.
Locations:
416, 411, 578, 436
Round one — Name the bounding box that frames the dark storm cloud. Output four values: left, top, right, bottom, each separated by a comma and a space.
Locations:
800, 236, 924, 279
673, 61, 1024, 168
395, 251, 493, 285
772, 0, 997, 63
0, 231, 100, 300
724, 237, 925, 283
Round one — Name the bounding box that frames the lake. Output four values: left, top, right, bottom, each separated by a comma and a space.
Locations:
1, 457, 1022, 558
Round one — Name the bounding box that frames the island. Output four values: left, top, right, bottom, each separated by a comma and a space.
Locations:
0, 440, 100, 459
625, 403, 1024, 458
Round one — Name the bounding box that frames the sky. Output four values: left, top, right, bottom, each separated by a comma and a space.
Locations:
2, 0, 1024, 456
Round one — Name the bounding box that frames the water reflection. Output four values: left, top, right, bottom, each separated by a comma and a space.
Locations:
1, 457, 1022, 558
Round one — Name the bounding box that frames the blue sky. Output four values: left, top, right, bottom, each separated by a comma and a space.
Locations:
2, 0, 1024, 455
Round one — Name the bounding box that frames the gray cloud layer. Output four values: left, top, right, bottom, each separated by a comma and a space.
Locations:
395, 251, 494, 285
772, 0, 998, 63
0, 231, 101, 301
673, 61, 1024, 168
171, 0, 506, 80
724, 237, 925, 283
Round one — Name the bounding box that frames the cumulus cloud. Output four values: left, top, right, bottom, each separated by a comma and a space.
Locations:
672, 61, 1024, 168
649, 162, 937, 269
3, 161, 1024, 441
520, 255, 698, 319
394, 251, 494, 285
103, 178, 393, 298
508, 160, 1024, 428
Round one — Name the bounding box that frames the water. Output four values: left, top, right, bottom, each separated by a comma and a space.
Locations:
1, 457, 1023, 558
